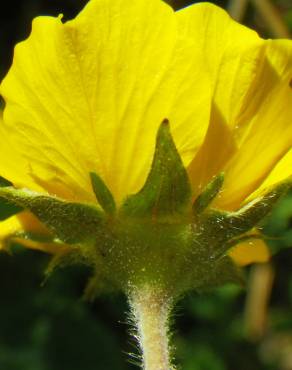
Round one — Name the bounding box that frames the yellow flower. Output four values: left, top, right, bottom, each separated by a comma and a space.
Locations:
0, 0, 291, 269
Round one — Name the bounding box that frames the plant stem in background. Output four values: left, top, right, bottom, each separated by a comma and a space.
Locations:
228, 0, 249, 21
244, 263, 275, 340
229, 0, 291, 37
252, 0, 291, 38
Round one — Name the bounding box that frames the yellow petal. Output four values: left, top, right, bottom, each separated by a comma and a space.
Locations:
229, 239, 270, 266
177, 3, 264, 194
0, 0, 211, 204
248, 148, 292, 200
177, 3, 263, 126
177, 3, 292, 207
17, 211, 51, 235
0, 211, 68, 254
215, 39, 292, 209
0, 211, 49, 245
0, 215, 23, 249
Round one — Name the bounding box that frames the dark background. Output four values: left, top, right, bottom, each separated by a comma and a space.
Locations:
1, 1, 292, 369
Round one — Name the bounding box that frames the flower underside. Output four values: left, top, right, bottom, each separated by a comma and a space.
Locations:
0, 120, 289, 298
1, 2, 292, 369
0, 0, 292, 297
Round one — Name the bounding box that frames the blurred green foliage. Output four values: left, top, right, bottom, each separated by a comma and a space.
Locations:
1, 230, 292, 370
0, 0, 292, 369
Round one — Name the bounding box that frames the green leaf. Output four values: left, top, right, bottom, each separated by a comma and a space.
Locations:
90, 172, 116, 215
120, 119, 191, 218
193, 173, 224, 214
0, 187, 104, 244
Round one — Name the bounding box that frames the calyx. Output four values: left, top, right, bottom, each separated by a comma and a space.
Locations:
0, 120, 289, 299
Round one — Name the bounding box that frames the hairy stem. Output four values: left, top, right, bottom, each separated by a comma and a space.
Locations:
129, 286, 174, 370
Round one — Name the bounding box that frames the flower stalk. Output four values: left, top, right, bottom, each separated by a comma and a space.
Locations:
130, 286, 174, 370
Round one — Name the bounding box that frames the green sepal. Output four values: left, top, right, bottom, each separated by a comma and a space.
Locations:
0, 176, 23, 220
0, 176, 13, 187
0, 198, 23, 221
196, 256, 245, 292
204, 180, 290, 236
90, 172, 116, 215
10, 231, 56, 244
222, 180, 291, 238
193, 180, 291, 260
120, 119, 191, 218
193, 173, 224, 214
0, 187, 104, 244
211, 232, 265, 260
44, 247, 79, 282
